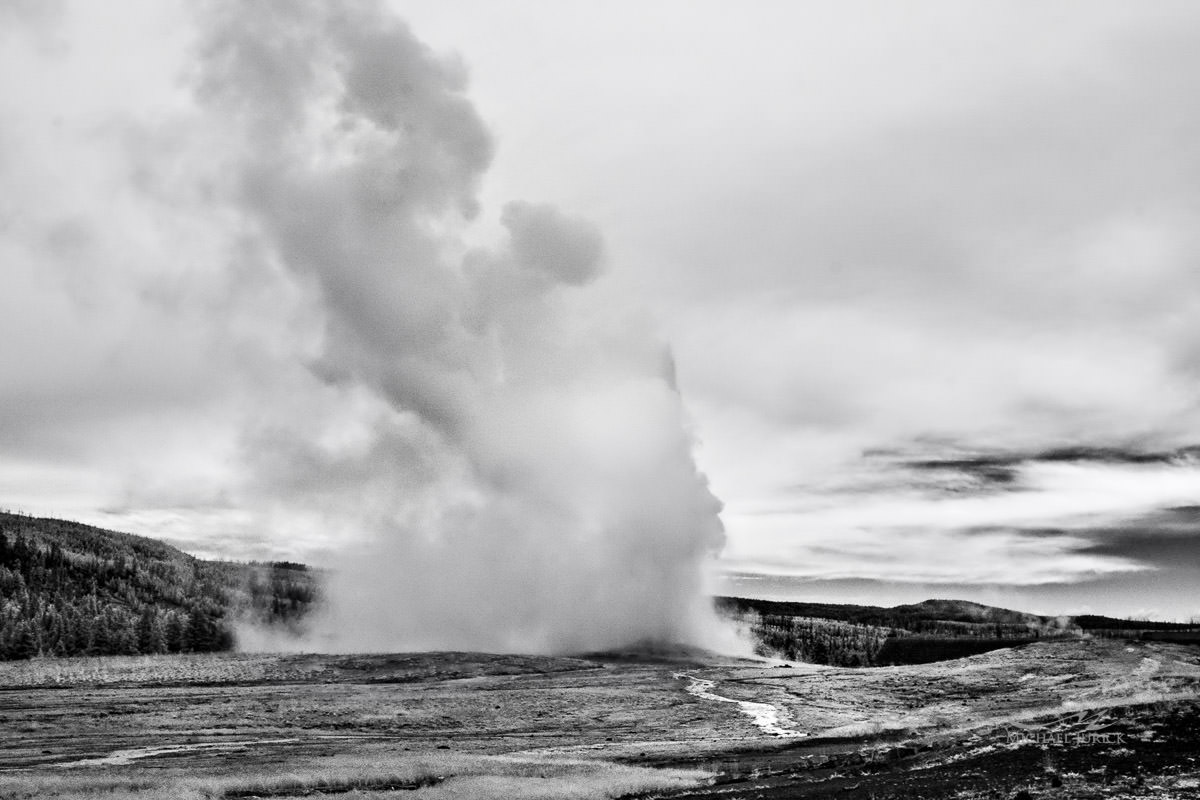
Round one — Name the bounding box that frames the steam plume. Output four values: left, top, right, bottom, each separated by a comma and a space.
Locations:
193, 0, 726, 652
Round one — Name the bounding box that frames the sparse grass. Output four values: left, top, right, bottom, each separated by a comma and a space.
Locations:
8, 642, 1197, 800
207, 755, 707, 799
0, 652, 337, 688
198, 756, 446, 797
0, 651, 599, 689
0, 772, 202, 800
0, 753, 710, 800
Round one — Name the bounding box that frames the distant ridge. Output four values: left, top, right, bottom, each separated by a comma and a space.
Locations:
1, 510, 196, 563
715, 595, 1055, 629
715, 595, 1071, 667
3, 509, 1195, 664
717, 595, 1200, 667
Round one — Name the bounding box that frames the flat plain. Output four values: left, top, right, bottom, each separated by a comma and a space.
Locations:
1, 639, 1198, 799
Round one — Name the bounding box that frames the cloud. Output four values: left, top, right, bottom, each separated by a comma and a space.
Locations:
4, 0, 1198, 626
0, 0, 64, 39
0, 0, 731, 654
721, 454, 1200, 588
502, 201, 604, 285
186, 0, 726, 653
634, 13, 1200, 521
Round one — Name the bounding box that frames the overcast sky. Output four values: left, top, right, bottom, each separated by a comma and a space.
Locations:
4, 1, 1200, 621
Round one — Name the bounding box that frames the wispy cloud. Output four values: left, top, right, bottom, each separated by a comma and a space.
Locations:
721, 451, 1200, 592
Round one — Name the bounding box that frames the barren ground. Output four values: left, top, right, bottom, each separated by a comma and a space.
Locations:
1, 639, 1198, 798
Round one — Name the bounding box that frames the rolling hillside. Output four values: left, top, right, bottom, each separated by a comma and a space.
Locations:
4, 509, 1196, 665
715, 596, 1075, 666
0, 511, 316, 660
716, 595, 1200, 666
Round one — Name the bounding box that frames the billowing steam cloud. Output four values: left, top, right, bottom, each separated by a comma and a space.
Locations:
189, 0, 726, 652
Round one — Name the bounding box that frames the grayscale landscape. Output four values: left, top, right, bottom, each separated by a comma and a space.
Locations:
3, 513, 1200, 798
2, 635, 1199, 798
4, 1, 1200, 797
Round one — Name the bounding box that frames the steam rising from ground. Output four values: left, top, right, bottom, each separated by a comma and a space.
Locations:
189, 1, 727, 653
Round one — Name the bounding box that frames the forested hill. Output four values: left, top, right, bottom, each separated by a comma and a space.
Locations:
7, 508, 1194, 666
0, 511, 317, 660
716, 596, 1060, 632
717, 596, 1200, 667
715, 595, 1079, 667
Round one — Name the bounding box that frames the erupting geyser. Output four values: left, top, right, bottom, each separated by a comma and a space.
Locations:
194, 0, 728, 652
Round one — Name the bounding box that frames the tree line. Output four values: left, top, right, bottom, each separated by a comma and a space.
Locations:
0, 515, 317, 661
718, 596, 1070, 667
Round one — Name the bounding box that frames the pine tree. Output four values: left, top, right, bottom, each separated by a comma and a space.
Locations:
90, 614, 110, 656
7, 622, 36, 660
185, 609, 214, 653
164, 612, 185, 654
137, 608, 165, 655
